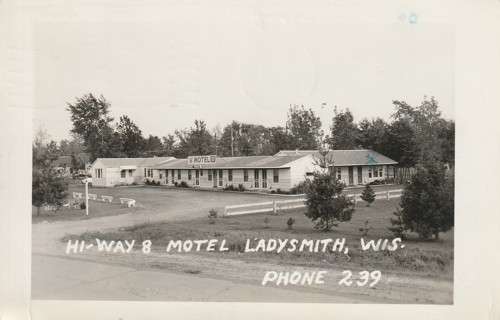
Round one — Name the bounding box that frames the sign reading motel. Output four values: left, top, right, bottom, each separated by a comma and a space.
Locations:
187, 155, 217, 165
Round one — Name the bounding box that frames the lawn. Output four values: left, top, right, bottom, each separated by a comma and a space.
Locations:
64, 198, 454, 276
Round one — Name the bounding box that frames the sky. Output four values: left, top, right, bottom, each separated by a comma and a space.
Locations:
34, 20, 454, 142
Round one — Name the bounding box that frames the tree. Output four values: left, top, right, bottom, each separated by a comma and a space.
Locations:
286, 105, 323, 150
175, 120, 214, 157
358, 117, 388, 152
116, 115, 145, 157
66, 93, 118, 161
304, 163, 355, 231
162, 134, 177, 156
329, 107, 359, 150
360, 184, 376, 206
32, 130, 69, 216
399, 158, 454, 240
391, 97, 447, 162
145, 135, 163, 156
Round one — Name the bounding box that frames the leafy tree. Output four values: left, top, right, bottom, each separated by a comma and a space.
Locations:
145, 135, 163, 156
116, 115, 145, 157
358, 117, 388, 152
286, 105, 323, 150
59, 135, 86, 155
32, 131, 69, 216
391, 97, 447, 162
360, 184, 376, 206
329, 107, 359, 150
304, 169, 355, 231
399, 158, 454, 240
162, 134, 177, 156
175, 120, 214, 157
66, 93, 117, 161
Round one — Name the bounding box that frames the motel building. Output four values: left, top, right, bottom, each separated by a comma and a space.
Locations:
275, 150, 398, 186
90, 150, 397, 190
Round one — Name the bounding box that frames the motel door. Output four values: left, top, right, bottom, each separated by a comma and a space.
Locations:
195, 170, 199, 186
254, 170, 260, 188
261, 169, 267, 189
348, 166, 354, 185
213, 170, 217, 187
357, 166, 363, 184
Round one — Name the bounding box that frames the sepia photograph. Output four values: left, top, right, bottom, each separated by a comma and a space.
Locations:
1, 1, 499, 319
31, 18, 455, 304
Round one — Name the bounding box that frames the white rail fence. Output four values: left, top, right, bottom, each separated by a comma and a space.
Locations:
224, 189, 404, 217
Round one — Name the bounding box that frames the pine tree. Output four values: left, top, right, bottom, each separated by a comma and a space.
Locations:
304, 170, 355, 231
388, 207, 406, 239
360, 183, 376, 206
399, 158, 454, 240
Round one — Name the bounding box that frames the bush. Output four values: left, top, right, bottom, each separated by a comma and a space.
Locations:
290, 180, 311, 194
131, 181, 138, 186
177, 181, 189, 188
174, 181, 179, 187
224, 185, 236, 191
79, 202, 86, 210
208, 208, 218, 224
238, 184, 245, 192
287, 217, 295, 229
388, 207, 406, 239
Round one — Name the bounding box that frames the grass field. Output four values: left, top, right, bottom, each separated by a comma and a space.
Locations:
64, 198, 454, 276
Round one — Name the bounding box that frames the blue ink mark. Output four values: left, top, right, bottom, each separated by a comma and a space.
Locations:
366, 154, 378, 164
409, 12, 418, 24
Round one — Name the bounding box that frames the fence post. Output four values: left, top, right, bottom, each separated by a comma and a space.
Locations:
386, 190, 390, 201
273, 201, 277, 215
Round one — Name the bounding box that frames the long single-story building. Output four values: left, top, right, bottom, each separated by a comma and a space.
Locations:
90, 150, 397, 189
275, 149, 397, 186
91, 157, 175, 187
149, 155, 317, 192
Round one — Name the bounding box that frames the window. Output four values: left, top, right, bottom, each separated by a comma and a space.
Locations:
95, 168, 103, 178
200, 170, 204, 177
121, 170, 126, 178
273, 169, 279, 183
244, 169, 248, 182
208, 170, 212, 181
166, 170, 169, 178
177, 170, 181, 180
159, 173, 163, 179
228, 169, 233, 181
371, 166, 383, 178
147, 169, 153, 178
128, 170, 132, 177
218, 169, 223, 186
335, 167, 341, 180
188, 170, 192, 180
368, 167, 373, 178
377, 166, 383, 178
144, 168, 146, 177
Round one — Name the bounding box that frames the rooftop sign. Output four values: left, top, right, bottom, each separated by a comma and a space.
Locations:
188, 155, 217, 165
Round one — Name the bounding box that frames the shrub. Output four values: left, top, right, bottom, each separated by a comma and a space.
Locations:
174, 181, 179, 187
208, 209, 218, 224
360, 184, 376, 206
208, 208, 218, 218
79, 202, 86, 210
359, 220, 373, 236
177, 181, 189, 188
290, 180, 311, 194
224, 185, 236, 191
388, 207, 406, 239
287, 217, 295, 229
238, 184, 245, 192
131, 181, 138, 186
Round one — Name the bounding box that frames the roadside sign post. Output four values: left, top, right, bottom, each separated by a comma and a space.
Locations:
85, 180, 89, 216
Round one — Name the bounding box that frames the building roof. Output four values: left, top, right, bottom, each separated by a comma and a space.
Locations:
151, 155, 311, 169
92, 157, 175, 168
274, 150, 397, 166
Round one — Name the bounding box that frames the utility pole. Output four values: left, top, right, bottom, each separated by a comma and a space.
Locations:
231, 126, 234, 157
